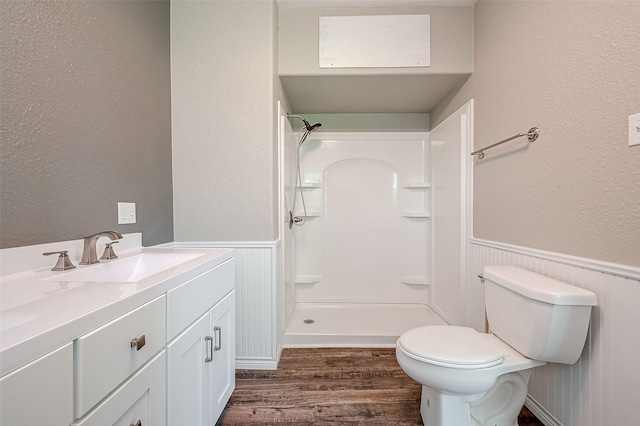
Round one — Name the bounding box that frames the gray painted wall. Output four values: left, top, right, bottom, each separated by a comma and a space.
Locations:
171, 0, 285, 242
0, 0, 173, 248
432, 1, 640, 267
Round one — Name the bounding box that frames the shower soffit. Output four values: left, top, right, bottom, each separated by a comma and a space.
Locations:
277, 1, 475, 113
279, 73, 470, 114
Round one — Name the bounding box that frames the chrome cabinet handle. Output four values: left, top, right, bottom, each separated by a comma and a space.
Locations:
130, 421, 141, 426
214, 326, 221, 351
130, 335, 146, 351
205, 336, 213, 363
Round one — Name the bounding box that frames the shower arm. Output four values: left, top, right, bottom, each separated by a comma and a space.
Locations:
287, 114, 322, 135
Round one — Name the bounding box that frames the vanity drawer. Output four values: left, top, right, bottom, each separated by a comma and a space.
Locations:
74, 295, 166, 419
167, 258, 234, 340
71, 351, 166, 426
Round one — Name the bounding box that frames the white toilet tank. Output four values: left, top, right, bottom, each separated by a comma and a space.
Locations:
484, 266, 597, 364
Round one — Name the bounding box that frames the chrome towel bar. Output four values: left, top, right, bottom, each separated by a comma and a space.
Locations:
471, 127, 540, 159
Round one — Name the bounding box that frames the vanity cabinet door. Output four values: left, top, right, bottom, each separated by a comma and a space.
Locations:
167, 290, 236, 426
209, 291, 236, 423
0, 343, 73, 426
167, 312, 212, 425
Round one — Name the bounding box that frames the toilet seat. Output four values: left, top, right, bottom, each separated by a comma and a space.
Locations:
398, 326, 504, 369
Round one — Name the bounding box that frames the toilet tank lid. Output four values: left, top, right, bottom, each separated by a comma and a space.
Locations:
484, 266, 597, 306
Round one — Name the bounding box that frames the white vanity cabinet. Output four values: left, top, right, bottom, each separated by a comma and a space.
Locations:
166, 258, 236, 425
0, 342, 73, 426
0, 247, 235, 426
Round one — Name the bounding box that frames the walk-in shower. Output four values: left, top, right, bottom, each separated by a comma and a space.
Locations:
280, 105, 472, 349
282, 129, 448, 347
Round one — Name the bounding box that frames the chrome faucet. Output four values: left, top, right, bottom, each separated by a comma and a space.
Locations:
80, 231, 123, 265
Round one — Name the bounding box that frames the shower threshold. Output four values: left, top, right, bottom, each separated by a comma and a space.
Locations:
283, 302, 447, 348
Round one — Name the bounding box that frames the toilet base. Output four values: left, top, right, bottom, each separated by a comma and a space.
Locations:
419, 370, 531, 426
420, 386, 481, 426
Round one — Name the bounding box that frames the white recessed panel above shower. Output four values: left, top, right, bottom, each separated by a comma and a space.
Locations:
319, 15, 430, 68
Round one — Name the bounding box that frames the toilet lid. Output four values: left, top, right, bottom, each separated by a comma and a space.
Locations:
398, 326, 504, 369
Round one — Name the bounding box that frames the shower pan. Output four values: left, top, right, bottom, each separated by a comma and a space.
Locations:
282, 131, 447, 347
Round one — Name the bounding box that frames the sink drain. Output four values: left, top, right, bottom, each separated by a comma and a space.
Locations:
303, 319, 315, 324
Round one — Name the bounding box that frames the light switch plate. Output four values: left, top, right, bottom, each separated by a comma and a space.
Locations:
629, 113, 640, 147
118, 202, 136, 224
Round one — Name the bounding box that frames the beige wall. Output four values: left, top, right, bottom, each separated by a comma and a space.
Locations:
0, 0, 173, 248
433, 0, 640, 267
171, 0, 285, 242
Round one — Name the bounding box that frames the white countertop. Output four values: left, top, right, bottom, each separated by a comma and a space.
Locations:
0, 246, 234, 376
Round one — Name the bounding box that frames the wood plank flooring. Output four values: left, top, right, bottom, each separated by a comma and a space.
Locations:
217, 348, 545, 425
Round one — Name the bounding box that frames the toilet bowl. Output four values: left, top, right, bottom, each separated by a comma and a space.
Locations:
396, 266, 597, 426
396, 326, 543, 426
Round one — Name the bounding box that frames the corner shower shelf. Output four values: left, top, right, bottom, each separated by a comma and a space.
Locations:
401, 212, 430, 218
401, 183, 431, 189
400, 277, 431, 286
297, 182, 322, 188
294, 211, 321, 217
294, 275, 322, 284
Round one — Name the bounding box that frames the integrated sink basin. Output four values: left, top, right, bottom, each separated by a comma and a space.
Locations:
44, 251, 204, 283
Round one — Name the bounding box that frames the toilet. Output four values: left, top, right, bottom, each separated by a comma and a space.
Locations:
396, 265, 597, 426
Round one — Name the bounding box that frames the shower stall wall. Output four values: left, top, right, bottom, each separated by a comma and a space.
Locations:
284, 132, 446, 347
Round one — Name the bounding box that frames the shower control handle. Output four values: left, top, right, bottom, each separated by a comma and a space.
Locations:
287, 211, 305, 228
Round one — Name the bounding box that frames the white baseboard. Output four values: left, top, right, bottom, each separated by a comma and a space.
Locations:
236, 358, 279, 371
525, 395, 562, 426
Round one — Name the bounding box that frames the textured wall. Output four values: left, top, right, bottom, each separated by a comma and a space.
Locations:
0, 0, 173, 248
171, 0, 283, 242
432, 1, 640, 267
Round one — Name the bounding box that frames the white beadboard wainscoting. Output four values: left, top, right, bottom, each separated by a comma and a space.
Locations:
468, 239, 640, 426
171, 241, 283, 370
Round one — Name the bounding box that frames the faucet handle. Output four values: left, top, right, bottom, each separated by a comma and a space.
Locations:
43, 251, 76, 271
100, 241, 119, 261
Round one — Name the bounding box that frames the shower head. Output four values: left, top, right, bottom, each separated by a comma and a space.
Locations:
302, 119, 322, 132
288, 114, 322, 147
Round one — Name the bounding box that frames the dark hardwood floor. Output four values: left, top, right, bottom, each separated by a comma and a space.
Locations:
217, 348, 544, 425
